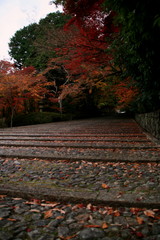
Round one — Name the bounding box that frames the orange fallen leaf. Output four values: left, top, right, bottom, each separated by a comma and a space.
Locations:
0, 195, 6, 199
102, 183, 110, 189
25, 199, 41, 205
144, 210, 155, 218
29, 209, 41, 213
84, 224, 101, 228
53, 208, 65, 214
41, 202, 59, 207
61, 234, 77, 240
130, 208, 141, 215
56, 216, 64, 220
12, 198, 22, 200
114, 210, 120, 217
7, 218, 17, 222
136, 216, 144, 224
32, 199, 41, 204
102, 222, 108, 229
44, 209, 53, 219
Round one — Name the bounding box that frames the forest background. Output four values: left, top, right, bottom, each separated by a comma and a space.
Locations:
0, 0, 160, 127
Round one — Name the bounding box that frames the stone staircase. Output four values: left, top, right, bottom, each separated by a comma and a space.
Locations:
0, 117, 160, 207
0, 117, 160, 240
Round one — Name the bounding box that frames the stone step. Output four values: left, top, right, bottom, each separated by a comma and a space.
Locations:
0, 140, 157, 148
0, 136, 151, 142
0, 117, 159, 209
0, 133, 146, 137
0, 157, 160, 208
0, 145, 159, 162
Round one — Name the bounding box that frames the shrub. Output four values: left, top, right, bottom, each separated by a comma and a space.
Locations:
11, 112, 69, 127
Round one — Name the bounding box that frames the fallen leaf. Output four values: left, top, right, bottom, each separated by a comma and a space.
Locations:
114, 210, 120, 217
32, 199, 41, 204
144, 210, 155, 218
87, 203, 92, 210
72, 203, 85, 210
102, 183, 110, 189
56, 216, 64, 220
0, 195, 6, 199
41, 202, 59, 207
136, 217, 144, 224
130, 208, 141, 215
12, 198, 22, 201
53, 208, 65, 214
84, 224, 101, 228
7, 218, 17, 222
102, 222, 108, 229
61, 234, 77, 240
25, 199, 41, 205
44, 209, 53, 219
29, 209, 41, 213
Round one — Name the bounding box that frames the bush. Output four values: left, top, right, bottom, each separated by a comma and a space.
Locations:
11, 112, 70, 127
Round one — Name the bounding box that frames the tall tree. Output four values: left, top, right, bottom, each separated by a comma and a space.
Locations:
52, 0, 160, 112
8, 11, 70, 71
0, 61, 49, 126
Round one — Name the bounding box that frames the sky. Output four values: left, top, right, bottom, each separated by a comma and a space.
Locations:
0, 0, 62, 60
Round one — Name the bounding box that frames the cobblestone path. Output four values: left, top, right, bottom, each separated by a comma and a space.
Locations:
0, 117, 160, 240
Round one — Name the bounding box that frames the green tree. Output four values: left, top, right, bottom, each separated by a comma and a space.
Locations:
105, 0, 160, 112
9, 11, 70, 71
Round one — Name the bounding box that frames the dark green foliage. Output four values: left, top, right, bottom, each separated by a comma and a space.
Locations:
105, 0, 160, 112
8, 11, 70, 71
9, 23, 38, 68
11, 112, 70, 127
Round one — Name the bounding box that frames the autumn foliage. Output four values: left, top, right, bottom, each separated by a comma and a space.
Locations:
3, 2, 144, 122
50, 1, 138, 113
0, 61, 50, 126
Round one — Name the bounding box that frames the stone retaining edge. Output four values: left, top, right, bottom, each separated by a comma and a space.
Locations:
0, 185, 160, 209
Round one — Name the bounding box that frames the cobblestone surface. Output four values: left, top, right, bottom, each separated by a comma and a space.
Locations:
1, 195, 160, 240
0, 158, 160, 206
0, 117, 160, 239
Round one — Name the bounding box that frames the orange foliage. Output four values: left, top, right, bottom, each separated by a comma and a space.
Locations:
0, 61, 49, 124
114, 78, 139, 109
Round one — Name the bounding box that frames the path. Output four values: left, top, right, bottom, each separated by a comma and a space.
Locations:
0, 117, 160, 239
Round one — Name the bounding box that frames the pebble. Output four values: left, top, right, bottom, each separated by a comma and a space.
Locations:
0, 196, 160, 239
0, 118, 160, 239
1, 158, 160, 204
